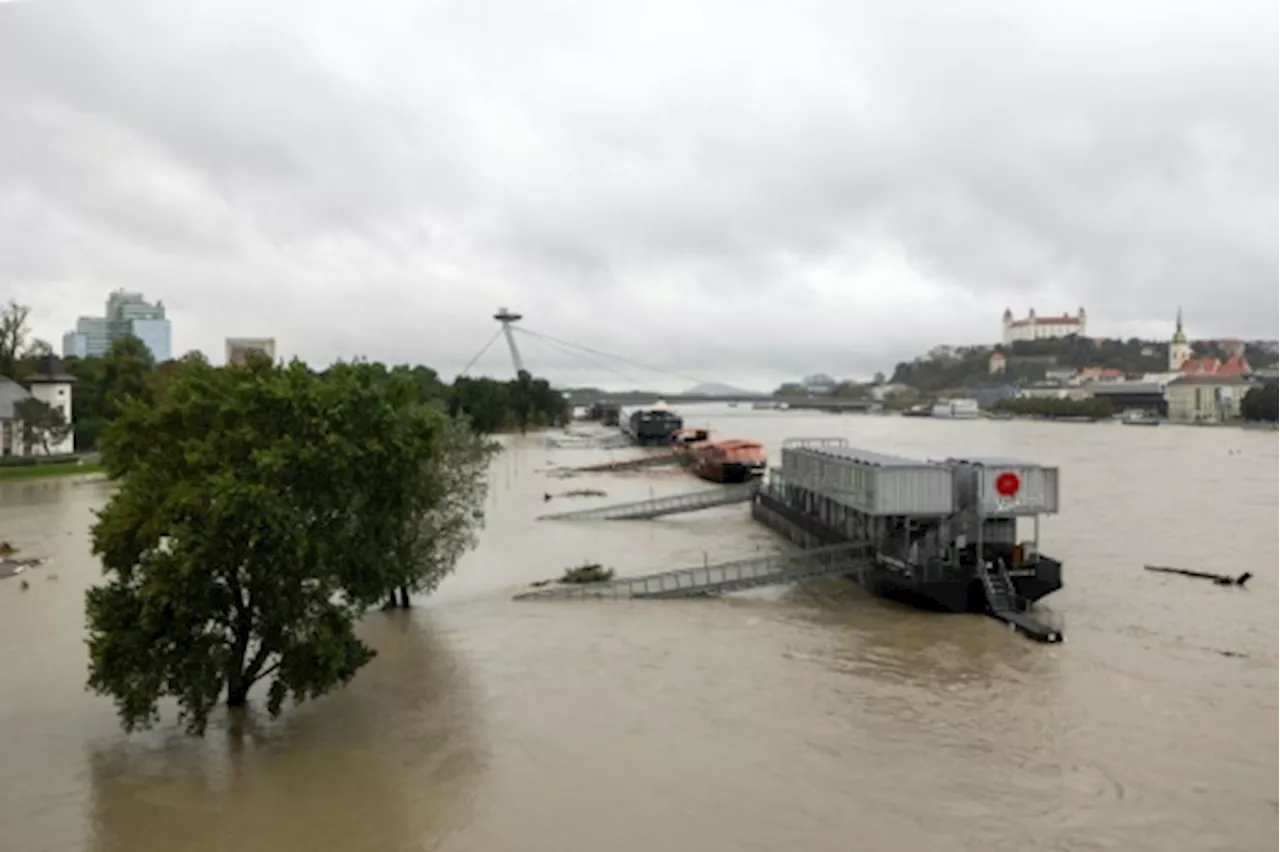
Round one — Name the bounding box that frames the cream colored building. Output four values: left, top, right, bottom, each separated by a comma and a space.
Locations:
1166, 375, 1253, 423
226, 337, 277, 366
1002, 307, 1087, 345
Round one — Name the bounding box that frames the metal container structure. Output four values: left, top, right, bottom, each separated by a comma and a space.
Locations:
946, 457, 1060, 517
779, 443, 955, 516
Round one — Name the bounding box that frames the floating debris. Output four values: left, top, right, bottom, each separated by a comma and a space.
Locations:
0, 556, 46, 581
0, 540, 17, 557
1144, 565, 1251, 587
543, 488, 608, 502
560, 563, 616, 584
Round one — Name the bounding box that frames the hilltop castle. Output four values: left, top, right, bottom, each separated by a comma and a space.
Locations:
1001, 307, 1087, 346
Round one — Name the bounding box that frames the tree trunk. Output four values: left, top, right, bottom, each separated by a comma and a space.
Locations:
225, 622, 251, 708
397, 585, 411, 608
226, 681, 250, 707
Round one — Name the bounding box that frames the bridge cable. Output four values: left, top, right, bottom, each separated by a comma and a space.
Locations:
458, 327, 504, 378
515, 326, 722, 389
512, 327, 647, 386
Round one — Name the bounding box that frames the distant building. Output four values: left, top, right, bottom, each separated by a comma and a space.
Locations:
988, 351, 1006, 375
1166, 374, 1254, 423
0, 355, 76, 457
61, 289, 171, 362
1002, 307, 1087, 346
1088, 380, 1169, 417
226, 338, 277, 366
61, 330, 88, 358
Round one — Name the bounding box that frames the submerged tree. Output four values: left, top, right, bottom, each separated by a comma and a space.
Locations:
85, 355, 457, 734
385, 413, 499, 608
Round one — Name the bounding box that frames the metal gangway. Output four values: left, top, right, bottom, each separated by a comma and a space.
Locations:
537, 481, 761, 521
514, 541, 874, 601
566, 451, 683, 473
977, 560, 1063, 643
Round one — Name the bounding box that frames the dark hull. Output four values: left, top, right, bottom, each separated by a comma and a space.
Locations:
751, 490, 1062, 614
629, 433, 677, 446
694, 462, 766, 485
624, 411, 684, 446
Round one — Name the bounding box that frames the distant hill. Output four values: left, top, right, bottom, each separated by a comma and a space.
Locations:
683, 382, 759, 397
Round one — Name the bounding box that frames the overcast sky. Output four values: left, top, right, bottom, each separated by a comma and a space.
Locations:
1, 0, 1276, 391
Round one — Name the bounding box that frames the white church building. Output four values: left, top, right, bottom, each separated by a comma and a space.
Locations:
1002, 307, 1088, 345
0, 355, 76, 457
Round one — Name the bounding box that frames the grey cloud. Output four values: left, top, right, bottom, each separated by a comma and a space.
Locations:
1, 0, 1275, 390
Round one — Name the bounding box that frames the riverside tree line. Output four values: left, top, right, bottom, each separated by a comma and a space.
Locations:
2, 301, 569, 451
2, 300, 570, 734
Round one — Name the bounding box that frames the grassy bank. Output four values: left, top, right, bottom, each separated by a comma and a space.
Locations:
0, 461, 105, 482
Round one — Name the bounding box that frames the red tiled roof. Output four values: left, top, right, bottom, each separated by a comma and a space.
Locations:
1216, 354, 1252, 376
1179, 357, 1219, 375
1179, 354, 1253, 377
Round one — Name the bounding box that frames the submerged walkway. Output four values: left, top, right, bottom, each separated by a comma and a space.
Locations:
537, 482, 761, 521
514, 541, 873, 601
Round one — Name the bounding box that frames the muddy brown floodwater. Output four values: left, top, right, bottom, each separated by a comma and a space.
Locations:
0, 409, 1276, 852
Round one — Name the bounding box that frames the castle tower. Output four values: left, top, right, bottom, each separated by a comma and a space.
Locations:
1077, 306, 1088, 337
1168, 307, 1191, 372
25, 354, 76, 456
1001, 308, 1014, 346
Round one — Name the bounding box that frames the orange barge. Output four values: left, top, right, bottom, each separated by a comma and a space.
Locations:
689, 438, 768, 484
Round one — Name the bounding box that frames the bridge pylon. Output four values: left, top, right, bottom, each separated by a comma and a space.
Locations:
493, 307, 526, 378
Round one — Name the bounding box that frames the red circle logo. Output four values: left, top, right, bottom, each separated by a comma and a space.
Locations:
995, 472, 1021, 497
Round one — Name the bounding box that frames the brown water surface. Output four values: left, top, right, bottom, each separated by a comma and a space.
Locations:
1, 410, 1276, 852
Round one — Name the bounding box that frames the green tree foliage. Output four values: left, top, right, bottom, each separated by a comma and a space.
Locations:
891, 348, 999, 392
85, 355, 452, 734
13, 397, 72, 455
55, 335, 160, 451
991, 396, 1115, 419
385, 414, 498, 608
1240, 384, 1278, 422
448, 371, 568, 433
1007, 336, 1167, 373
99, 334, 156, 417
890, 336, 1182, 392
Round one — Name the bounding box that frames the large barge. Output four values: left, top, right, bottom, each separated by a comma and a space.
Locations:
623, 405, 684, 446
752, 438, 1063, 640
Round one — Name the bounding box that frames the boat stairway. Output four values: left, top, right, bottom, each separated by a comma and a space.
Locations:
979, 561, 1064, 644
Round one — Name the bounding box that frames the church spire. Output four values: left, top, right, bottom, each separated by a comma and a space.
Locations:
1171, 307, 1188, 344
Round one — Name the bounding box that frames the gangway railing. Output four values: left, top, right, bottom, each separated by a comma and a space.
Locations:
782, 437, 849, 449
979, 558, 1063, 643
537, 482, 760, 521
566, 451, 683, 473
514, 541, 874, 601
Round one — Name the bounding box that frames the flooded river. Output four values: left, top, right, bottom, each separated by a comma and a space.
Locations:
1, 409, 1276, 852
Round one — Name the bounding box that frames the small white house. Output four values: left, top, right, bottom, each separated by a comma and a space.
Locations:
0, 356, 76, 457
